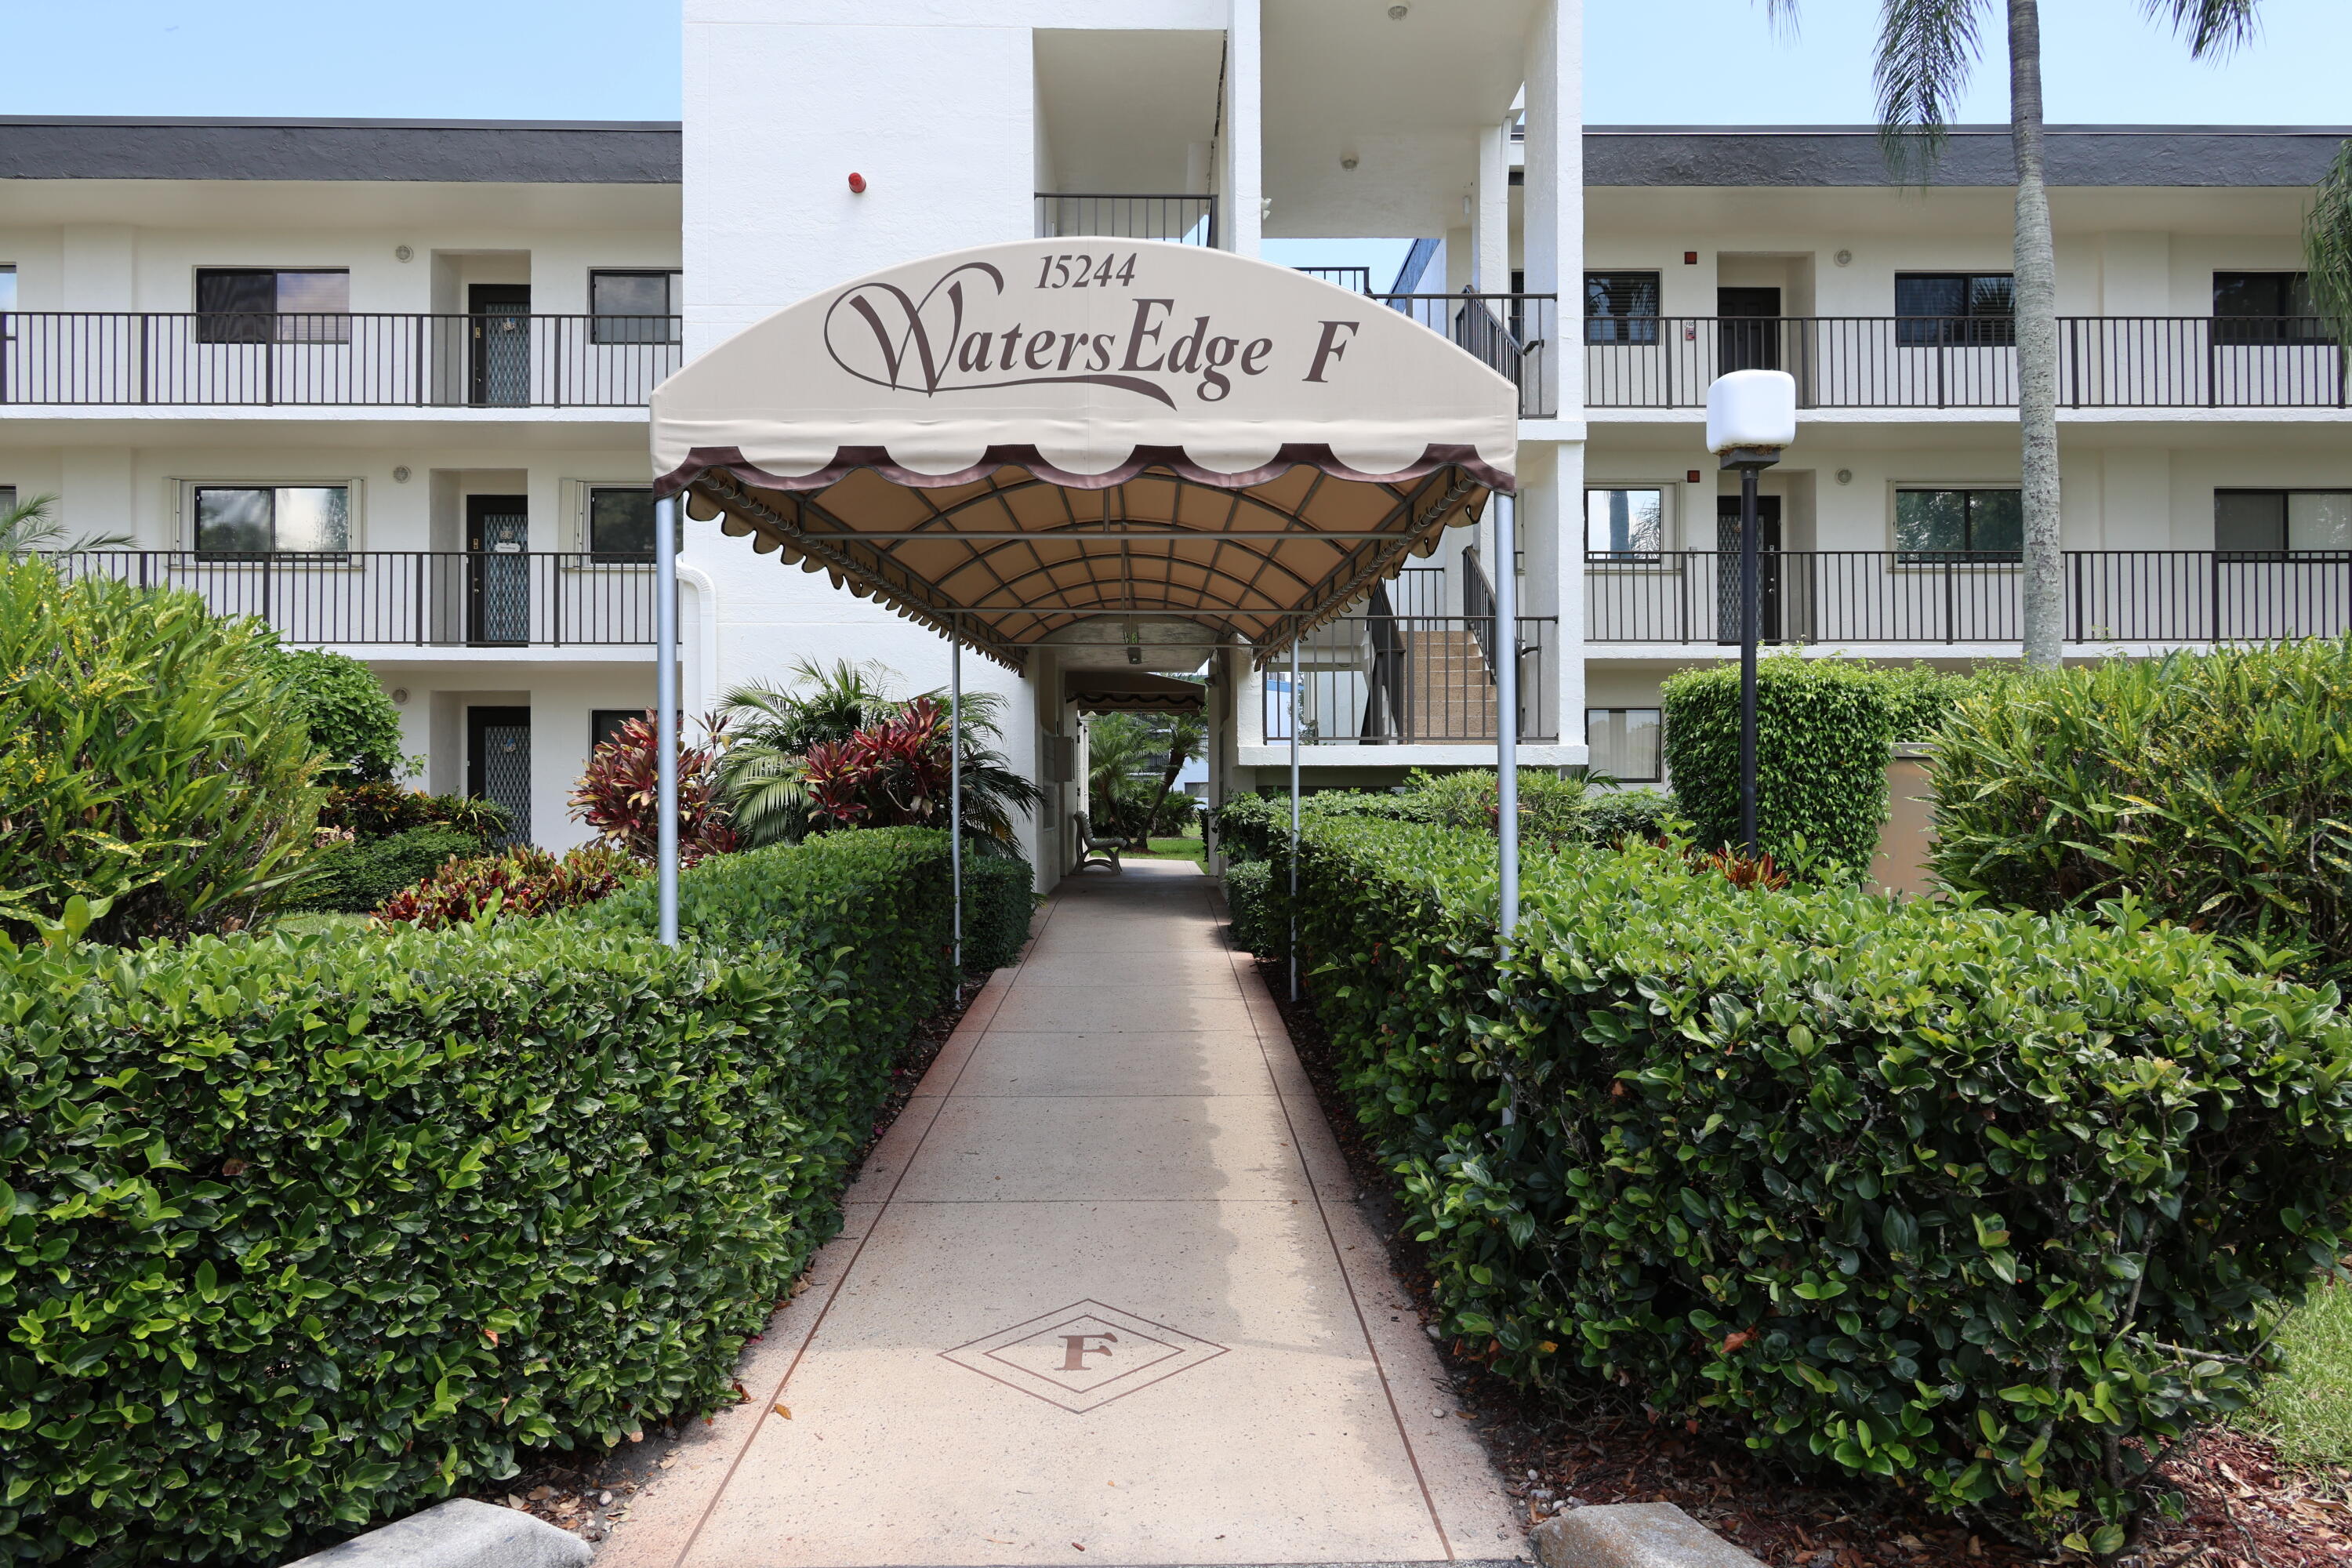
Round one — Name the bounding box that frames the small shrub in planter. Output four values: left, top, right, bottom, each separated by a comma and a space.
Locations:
375, 844, 642, 930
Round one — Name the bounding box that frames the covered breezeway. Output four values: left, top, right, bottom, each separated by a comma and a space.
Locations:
607, 238, 1534, 1568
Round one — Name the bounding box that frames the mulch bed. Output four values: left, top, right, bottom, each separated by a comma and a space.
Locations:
463, 971, 993, 1544
1254, 956, 2352, 1568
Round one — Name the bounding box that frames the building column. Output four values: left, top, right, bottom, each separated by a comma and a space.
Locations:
1223, 0, 1262, 256
1475, 119, 1510, 293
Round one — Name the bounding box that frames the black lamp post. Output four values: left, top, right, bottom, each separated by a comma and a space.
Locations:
1705, 371, 1797, 858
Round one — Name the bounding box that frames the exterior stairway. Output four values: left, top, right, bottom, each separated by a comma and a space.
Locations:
1398, 625, 1498, 739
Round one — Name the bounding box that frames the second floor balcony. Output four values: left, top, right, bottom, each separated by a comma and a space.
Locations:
0, 312, 680, 410
1587, 316, 2349, 411
1587, 548, 2352, 645
49, 550, 659, 648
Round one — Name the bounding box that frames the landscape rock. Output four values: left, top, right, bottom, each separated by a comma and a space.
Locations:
1532, 1502, 1766, 1568
280, 1498, 593, 1568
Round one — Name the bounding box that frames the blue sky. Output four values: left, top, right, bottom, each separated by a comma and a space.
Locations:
4, 0, 2347, 125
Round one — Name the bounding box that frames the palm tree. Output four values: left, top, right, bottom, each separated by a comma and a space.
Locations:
0, 493, 132, 558
2310, 140, 2352, 351
1140, 712, 1208, 837
1083, 714, 1160, 840
1762, 0, 2265, 670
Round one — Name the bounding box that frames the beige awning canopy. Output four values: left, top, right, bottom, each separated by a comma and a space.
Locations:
652, 239, 1519, 670
1065, 670, 1208, 714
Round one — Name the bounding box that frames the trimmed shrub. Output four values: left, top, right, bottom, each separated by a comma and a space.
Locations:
1661, 655, 1896, 873
1213, 789, 1426, 863
1222, 857, 1277, 960
0, 558, 321, 945
292, 826, 488, 914
1929, 641, 2352, 982
1580, 786, 1675, 846
1287, 816, 2352, 1552
260, 646, 412, 782
316, 782, 510, 844
960, 854, 1036, 973
1406, 767, 1591, 844
374, 844, 642, 930
2, 829, 959, 1565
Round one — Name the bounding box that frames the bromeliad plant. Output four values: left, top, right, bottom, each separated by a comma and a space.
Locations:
568, 711, 739, 866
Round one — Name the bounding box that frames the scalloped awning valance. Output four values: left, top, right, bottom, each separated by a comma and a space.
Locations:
651, 239, 1520, 670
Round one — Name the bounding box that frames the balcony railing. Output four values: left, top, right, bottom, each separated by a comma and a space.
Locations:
1267, 612, 1559, 745
1033, 194, 1218, 247
1585, 550, 2352, 644
1296, 266, 1373, 292
0, 313, 679, 408
1584, 317, 2350, 409
1385, 292, 1559, 418
47, 551, 659, 645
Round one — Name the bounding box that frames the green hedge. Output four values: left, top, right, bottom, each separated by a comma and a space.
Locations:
1285, 816, 2352, 1551
1223, 858, 1277, 960
2, 829, 957, 1565
960, 855, 1036, 973
1660, 655, 1896, 873
289, 826, 488, 913
1929, 641, 2352, 982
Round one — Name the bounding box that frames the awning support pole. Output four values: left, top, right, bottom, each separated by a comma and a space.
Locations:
951, 614, 964, 976
655, 495, 680, 948
1494, 495, 1518, 1127
1287, 631, 1301, 1004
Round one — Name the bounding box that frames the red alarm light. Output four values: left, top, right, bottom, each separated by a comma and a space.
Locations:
848, 172, 867, 194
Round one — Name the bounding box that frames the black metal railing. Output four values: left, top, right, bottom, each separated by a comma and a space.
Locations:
0, 313, 679, 407
1266, 612, 1557, 744
1033, 194, 1218, 247
1584, 317, 2349, 408
1383, 292, 1559, 417
1584, 550, 2352, 644
1297, 266, 1373, 292
46, 551, 660, 644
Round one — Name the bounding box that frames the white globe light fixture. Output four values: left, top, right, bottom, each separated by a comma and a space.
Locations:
1704, 368, 1798, 857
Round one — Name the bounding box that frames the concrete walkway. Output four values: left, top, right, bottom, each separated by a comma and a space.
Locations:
600, 859, 1524, 1568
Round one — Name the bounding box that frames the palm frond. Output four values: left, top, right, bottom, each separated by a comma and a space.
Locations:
1872, 0, 1990, 180
2141, 0, 2259, 58
2307, 140, 2352, 352
0, 493, 134, 558
1754, 0, 1803, 41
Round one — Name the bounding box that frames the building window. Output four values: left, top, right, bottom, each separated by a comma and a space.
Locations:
1895, 488, 2022, 561
586, 485, 665, 559
193, 485, 350, 554
1585, 488, 1664, 558
1893, 273, 2015, 347
1584, 271, 1661, 345
1587, 708, 1663, 783
2215, 490, 2352, 558
0, 266, 15, 311
591, 709, 644, 751
590, 270, 679, 344
194, 269, 350, 344
2213, 272, 2322, 344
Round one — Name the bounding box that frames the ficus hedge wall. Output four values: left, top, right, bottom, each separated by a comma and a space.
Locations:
1659, 654, 1896, 873
1282, 816, 2352, 1552
1929, 641, 2352, 982
2, 829, 957, 1565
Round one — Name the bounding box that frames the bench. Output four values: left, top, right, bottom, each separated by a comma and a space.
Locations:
1072, 812, 1124, 873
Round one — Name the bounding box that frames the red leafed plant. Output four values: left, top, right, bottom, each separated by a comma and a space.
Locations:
372, 844, 641, 931
1691, 846, 1791, 891
800, 697, 954, 829
568, 711, 739, 865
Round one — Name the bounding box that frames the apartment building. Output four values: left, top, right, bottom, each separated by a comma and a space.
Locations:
3, 7, 2343, 877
